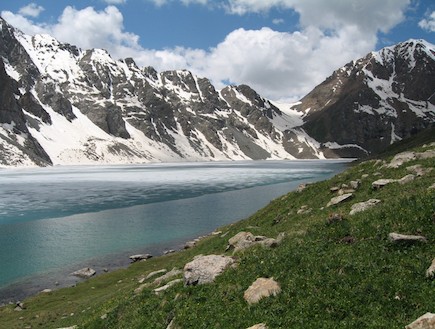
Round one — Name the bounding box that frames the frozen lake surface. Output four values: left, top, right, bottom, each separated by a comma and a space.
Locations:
0, 160, 349, 302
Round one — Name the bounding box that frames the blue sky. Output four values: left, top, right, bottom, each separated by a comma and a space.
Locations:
1, 0, 434, 101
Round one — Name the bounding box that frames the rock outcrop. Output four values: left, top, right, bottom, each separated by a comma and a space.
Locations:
184, 255, 235, 286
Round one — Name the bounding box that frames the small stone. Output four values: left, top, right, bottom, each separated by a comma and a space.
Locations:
426, 258, 435, 279
388, 232, 427, 243
247, 324, 268, 329
41, 289, 52, 293
244, 278, 281, 305
145, 269, 167, 281
405, 313, 435, 329
184, 240, 196, 249
361, 174, 369, 179
101, 314, 108, 320
407, 165, 433, 177
428, 183, 435, 190
153, 279, 183, 294
349, 180, 361, 189
372, 179, 396, 189
153, 268, 183, 286
326, 213, 344, 224
72, 267, 96, 278
164, 249, 175, 255
330, 186, 340, 193
326, 193, 353, 207
297, 183, 308, 192
349, 199, 381, 215
129, 254, 152, 262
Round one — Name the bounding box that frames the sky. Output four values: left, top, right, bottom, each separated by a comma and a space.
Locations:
1, 0, 434, 102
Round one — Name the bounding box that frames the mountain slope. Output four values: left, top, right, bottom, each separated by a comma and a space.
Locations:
0, 17, 317, 166
294, 39, 435, 157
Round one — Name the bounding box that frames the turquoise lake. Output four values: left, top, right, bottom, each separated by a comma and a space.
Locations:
0, 160, 349, 303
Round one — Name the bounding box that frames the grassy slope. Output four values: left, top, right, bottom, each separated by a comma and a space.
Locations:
1, 141, 434, 329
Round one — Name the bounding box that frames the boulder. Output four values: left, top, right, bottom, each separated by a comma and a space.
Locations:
326, 193, 353, 207
72, 267, 96, 278
405, 313, 435, 329
244, 278, 281, 305
372, 179, 396, 189
349, 199, 381, 215
184, 254, 235, 286
388, 233, 427, 243
247, 324, 268, 329
129, 254, 152, 262
426, 258, 435, 279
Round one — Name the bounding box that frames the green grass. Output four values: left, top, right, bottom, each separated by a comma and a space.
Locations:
1, 142, 434, 329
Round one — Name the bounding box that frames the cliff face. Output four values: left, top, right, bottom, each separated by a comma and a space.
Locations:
295, 40, 435, 157
0, 16, 434, 166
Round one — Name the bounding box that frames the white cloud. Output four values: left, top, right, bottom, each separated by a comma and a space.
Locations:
272, 18, 284, 25
18, 3, 44, 18
103, 0, 127, 4
1, 1, 412, 101
419, 11, 435, 32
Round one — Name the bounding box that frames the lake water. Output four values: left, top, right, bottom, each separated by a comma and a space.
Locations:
0, 160, 348, 303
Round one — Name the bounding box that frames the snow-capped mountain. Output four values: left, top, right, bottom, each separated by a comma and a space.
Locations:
294, 39, 435, 157
0, 17, 434, 166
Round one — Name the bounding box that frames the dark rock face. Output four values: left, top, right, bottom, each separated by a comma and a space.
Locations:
296, 39, 435, 157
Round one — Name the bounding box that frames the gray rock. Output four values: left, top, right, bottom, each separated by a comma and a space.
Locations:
428, 183, 435, 191
407, 165, 433, 177
184, 254, 235, 285
349, 199, 381, 215
386, 151, 416, 168
372, 179, 396, 189
405, 313, 435, 329
184, 240, 196, 249
244, 278, 281, 305
388, 233, 427, 243
398, 174, 416, 185
72, 267, 96, 278
145, 269, 167, 281
349, 180, 361, 189
297, 183, 308, 192
326, 193, 353, 207
129, 254, 152, 262
426, 258, 435, 279
227, 232, 284, 252
153, 268, 183, 286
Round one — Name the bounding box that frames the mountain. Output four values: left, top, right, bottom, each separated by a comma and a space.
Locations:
294, 39, 435, 157
0, 17, 434, 166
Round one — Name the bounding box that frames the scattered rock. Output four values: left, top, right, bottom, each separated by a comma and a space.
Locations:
361, 174, 369, 179
72, 267, 96, 279
244, 278, 281, 305
247, 324, 268, 329
349, 180, 361, 189
428, 183, 435, 190
101, 314, 108, 320
349, 199, 381, 215
41, 289, 52, 293
184, 240, 196, 249
326, 213, 344, 225
145, 269, 167, 281
398, 174, 416, 185
153, 268, 183, 286
227, 232, 284, 252
388, 233, 427, 243
386, 151, 416, 168
164, 249, 175, 255
184, 254, 235, 286
14, 302, 25, 312
153, 279, 183, 294
297, 205, 312, 214
407, 165, 433, 177
129, 254, 152, 262
326, 193, 353, 207
405, 313, 435, 329
337, 188, 355, 196
417, 149, 435, 160
330, 186, 340, 193
372, 179, 396, 190
426, 258, 435, 279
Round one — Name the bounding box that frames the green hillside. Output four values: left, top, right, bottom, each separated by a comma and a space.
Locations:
1, 139, 434, 329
